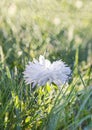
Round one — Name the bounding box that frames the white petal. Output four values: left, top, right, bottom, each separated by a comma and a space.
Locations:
23, 55, 71, 88
39, 55, 45, 65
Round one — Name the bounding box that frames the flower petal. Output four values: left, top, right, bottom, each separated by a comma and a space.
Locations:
23, 55, 71, 87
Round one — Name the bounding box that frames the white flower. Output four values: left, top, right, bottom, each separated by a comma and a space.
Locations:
23, 55, 71, 88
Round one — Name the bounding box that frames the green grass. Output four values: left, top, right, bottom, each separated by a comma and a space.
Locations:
0, 0, 92, 129
0, 53, 92, 130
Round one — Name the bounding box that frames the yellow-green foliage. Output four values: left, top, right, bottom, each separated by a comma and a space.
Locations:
0, 0, 92, 130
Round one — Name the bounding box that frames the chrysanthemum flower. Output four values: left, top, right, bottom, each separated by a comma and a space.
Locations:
23, 55, 71, 88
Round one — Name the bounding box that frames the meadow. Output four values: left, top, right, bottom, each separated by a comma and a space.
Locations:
0, 0, 92, 130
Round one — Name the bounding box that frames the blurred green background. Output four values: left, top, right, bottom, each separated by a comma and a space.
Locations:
0, 0, 92, 68
0, 1, 92, 129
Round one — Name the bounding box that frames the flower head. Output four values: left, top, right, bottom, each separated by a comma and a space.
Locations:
23, 55, 71, 88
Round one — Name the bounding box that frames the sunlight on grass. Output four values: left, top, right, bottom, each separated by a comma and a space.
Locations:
0, 0, 92, 130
